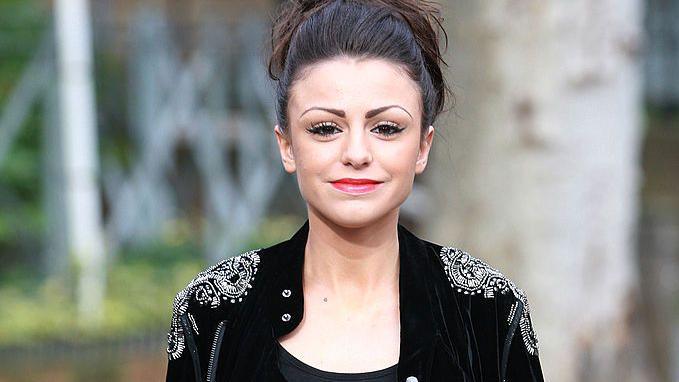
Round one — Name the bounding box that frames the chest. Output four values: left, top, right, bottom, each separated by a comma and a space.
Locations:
277, 290, 401, 373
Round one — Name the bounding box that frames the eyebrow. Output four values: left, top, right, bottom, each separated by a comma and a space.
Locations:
299, 105, 413, 120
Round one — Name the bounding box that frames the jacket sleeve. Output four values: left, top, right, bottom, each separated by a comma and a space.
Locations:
165, 284, 222, 382
165, 251, 261, 382
502, 293, 545, 382
165, 310, 204, 382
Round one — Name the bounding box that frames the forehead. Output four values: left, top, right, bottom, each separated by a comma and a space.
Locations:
289, 56, 421, 112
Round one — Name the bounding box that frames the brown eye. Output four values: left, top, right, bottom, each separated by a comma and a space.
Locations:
306, 121, 341, 137
372, 121, 404, 136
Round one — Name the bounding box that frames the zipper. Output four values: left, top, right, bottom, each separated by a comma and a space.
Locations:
500, 301, 523, 381
206, 320, 228, 382
180, 314, 203, 382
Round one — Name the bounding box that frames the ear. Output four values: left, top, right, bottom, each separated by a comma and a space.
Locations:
415, 125, 434, 174
274, 124, 297, 173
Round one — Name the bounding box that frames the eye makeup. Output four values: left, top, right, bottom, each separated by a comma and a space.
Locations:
305, 121, 340, 137
372, 121, 405, 136
305, 121, 405, 137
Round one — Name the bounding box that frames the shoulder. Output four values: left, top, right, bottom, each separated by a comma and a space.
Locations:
174, 248, 262, 309
434, 245, 540, 357
166, 248, 263, 360
435, 245, 520, 300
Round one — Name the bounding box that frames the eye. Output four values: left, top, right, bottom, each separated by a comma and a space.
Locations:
306, 121, 341, 137
372, 121, 405, 137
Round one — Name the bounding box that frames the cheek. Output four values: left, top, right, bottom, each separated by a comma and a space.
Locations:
378, 142, 420, 176
294, 142, 336, 175
292, 141, 338, 198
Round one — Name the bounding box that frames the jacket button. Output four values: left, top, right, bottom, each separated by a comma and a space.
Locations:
281, 313, 291, 322
405, 377, 418, 382
282, 289, 291, 297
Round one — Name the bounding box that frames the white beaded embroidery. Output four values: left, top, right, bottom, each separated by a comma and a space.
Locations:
438, 246, 539, 356
188, 312, 199, 335
167, 249, 261, 360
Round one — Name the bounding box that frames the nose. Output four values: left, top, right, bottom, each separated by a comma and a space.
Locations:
340, 126, 372, 168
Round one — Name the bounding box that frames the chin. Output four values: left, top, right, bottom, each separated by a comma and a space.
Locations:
311, 202, 393, 229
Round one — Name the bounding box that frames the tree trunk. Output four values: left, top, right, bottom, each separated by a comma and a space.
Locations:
54, 0, 106, 326
424, 1, 654, 380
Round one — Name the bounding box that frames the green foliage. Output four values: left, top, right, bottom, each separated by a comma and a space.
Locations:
0, 102, 44, 261
0, 215, 302, 347
0, 240, 204, 347
0, 0, 49, 264
0, 0, 48, 101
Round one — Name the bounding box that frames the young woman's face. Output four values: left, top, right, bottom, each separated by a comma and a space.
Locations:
274, 56, 434, 228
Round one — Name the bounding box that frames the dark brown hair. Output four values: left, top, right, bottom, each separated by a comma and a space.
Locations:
268, 0, 452, 137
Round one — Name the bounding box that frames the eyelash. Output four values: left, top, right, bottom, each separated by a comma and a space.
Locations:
306, 121, 404, 137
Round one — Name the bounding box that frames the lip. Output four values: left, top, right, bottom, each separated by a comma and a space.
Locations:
330, 178, 384, 195
332, 178, 381, 184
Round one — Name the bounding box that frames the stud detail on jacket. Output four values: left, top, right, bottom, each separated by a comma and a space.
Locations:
167, 249, 262, 360
438, 246, 539, 356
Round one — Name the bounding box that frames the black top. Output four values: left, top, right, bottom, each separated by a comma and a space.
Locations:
276, 341, 398, 382
165, 219, 544, 381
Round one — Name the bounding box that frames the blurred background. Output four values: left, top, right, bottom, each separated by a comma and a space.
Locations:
0, 0, 676, 381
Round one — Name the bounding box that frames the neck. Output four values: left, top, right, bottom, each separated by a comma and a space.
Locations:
303, 209, 400, 310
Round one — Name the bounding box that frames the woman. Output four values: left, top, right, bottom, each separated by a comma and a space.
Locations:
165, 0, 544, 381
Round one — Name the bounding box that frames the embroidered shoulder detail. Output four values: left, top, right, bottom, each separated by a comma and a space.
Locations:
438, 246, 539, 356
167, 249, 261, 360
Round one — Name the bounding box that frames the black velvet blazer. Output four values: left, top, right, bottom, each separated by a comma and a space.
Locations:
165, 219, 544, 382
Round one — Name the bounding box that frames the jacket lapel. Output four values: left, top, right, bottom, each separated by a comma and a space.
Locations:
395, 222, 439, 381
266, 219, 307, 340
